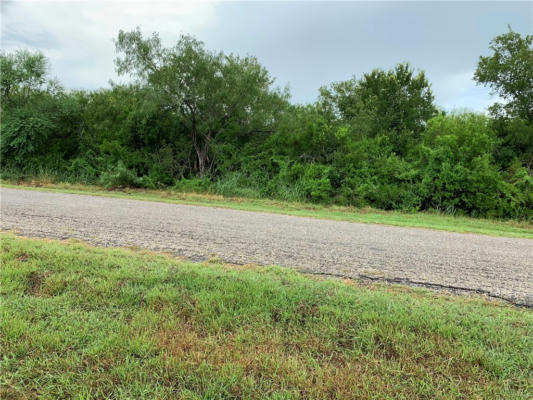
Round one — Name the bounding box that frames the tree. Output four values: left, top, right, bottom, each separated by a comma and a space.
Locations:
319, 63, 437, 156
318, 78, 361, 121
415, 113, 521, 217
357, 63, 437, 136
0, 50, 48, 107
0, 50, 89, 171
81, 84, 192, 181
474, 28, 533, 121
269, 104, 338, 164
475, 29, 533, 171
491, 117, 533, 170
114, 28, 287, 176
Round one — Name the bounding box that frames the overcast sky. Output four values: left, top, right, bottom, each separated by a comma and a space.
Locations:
1, 1, 532, 111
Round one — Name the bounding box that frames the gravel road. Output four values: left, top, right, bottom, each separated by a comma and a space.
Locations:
1, 188, 532, 306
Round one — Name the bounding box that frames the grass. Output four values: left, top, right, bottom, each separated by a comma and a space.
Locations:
2, 181, 532, 239
1, 234, 532, 399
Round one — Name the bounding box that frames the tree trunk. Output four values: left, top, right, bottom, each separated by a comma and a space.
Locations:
193, 139, 209, 177
197, 151, 207, 177
186, 103, 210, 177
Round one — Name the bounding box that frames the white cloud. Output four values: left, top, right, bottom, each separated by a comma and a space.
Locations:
1, 1, 216, 89
1, 1, 527, 112
432, 70, 502, 113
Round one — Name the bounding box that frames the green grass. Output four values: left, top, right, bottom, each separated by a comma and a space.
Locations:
1, 234, 532, 399
2, 181, 532, 239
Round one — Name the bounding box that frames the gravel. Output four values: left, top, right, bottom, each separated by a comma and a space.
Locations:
1, 188, 532, 306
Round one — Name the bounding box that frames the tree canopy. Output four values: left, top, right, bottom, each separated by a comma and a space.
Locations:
1, 50, 50, 106
474, 28, 533, 121
114, 28, 287, 176
319, 63, 437, 156
1, 29, 531, 220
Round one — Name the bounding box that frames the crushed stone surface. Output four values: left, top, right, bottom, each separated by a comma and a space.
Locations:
1, 188, 532, 306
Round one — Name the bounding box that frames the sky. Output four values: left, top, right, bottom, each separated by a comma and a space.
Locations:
1, 1, 532, 111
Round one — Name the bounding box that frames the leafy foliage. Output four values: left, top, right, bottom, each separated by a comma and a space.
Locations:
1, 30, 532, 220
114, 28, 288, 176
474, 27, 533, 121
319, 63, 438, 156
0, 49, 49, 106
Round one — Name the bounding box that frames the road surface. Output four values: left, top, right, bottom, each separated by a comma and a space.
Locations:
1, 188, 532, 306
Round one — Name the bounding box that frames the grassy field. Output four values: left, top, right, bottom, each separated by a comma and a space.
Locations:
1, 234, 532, 399
2, 181, 532, 238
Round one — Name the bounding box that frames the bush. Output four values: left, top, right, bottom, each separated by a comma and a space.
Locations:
212, 172, 261, 198
1, 107, 55, 164
67, 158, 98, 184
99, 161, 141, 189
417, 113, 531, 218
173, 178, 211, 193
301, 164, 332, 202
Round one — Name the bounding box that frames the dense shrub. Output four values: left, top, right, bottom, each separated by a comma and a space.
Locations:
1, 30, 532, 220
300, 164, 332, 202
173, 178, 211, 193
1, 107, 55, 163
99, 161, 143, 189
415, 114, 531, 218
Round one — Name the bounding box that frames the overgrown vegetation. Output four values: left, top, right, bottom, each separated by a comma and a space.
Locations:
1, 234, 532, 399
1, 28, 532, 219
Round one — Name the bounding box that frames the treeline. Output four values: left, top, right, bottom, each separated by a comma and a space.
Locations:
1, 29, 532, 219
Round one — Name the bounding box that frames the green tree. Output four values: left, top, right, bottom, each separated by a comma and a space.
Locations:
475, 29, 533, 171
0, 50, 48, 107
358, 63, 437, 137
415, 113, 531, 218
474, 28, 533, 121
319, 63, 437, 156
81, 84, 191, 182
1, 51, 83, 167
114, 28, 287, 176
269, 104, 338, 164
491, 117, 533, 170
1, 90, 84, 167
